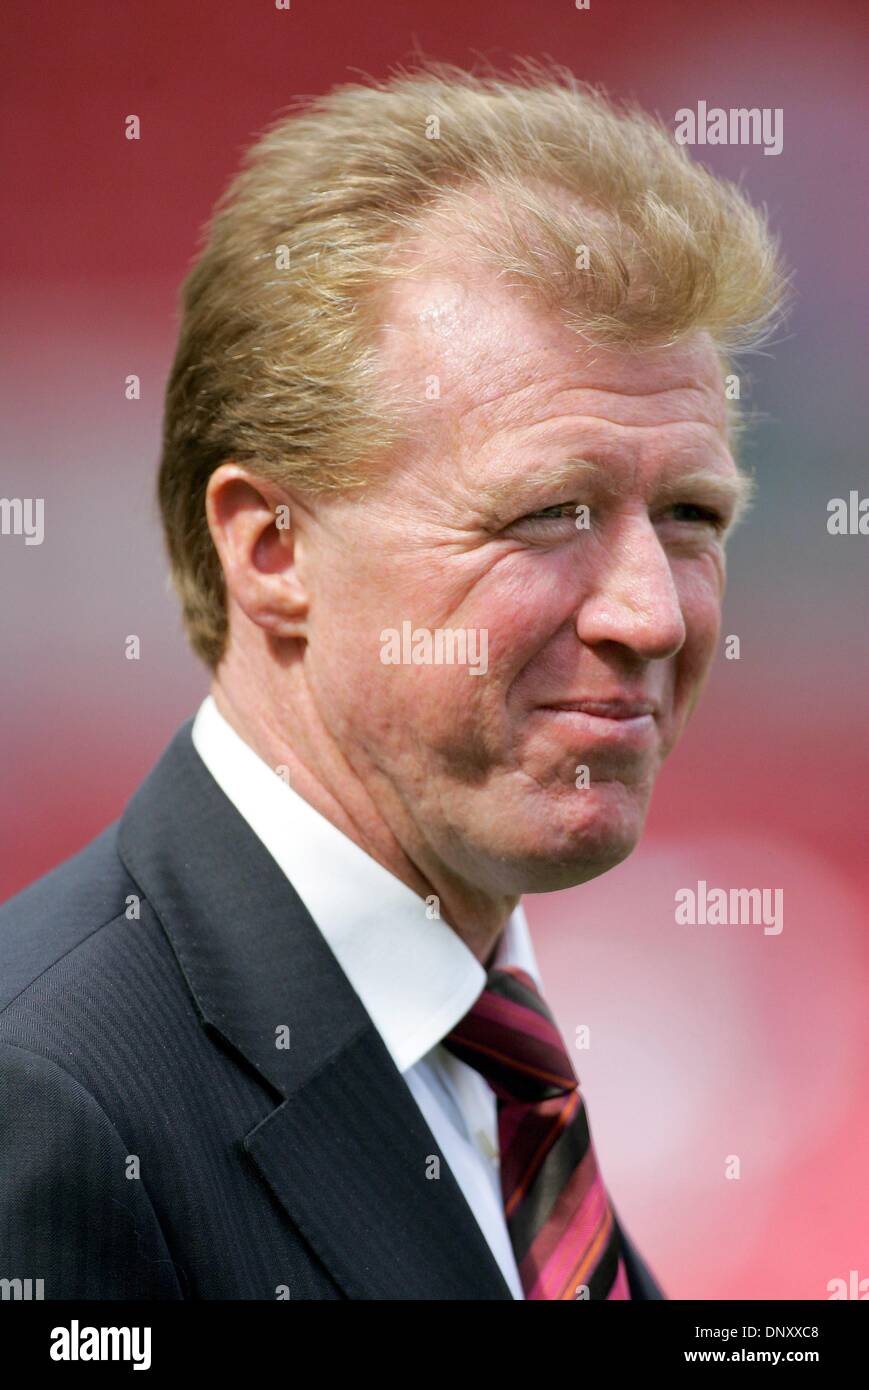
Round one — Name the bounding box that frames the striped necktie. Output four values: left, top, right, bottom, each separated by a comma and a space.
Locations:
442, 964, 631, 1300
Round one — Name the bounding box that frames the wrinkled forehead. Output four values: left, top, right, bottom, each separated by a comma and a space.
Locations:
374, 268, 730, 443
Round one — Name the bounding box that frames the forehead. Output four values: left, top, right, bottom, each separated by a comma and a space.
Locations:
375, 269, 729, 449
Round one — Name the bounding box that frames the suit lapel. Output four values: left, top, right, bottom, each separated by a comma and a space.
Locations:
611, 1210, 665, 1300
118, 721, 512, 1300
246, 1030, 513, 1298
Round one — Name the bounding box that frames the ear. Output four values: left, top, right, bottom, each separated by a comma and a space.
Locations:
205, 463, 308, 640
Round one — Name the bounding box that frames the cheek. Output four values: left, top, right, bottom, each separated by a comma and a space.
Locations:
303, 536, 567, 760
308, 605, 502, 773
673, 560, 725, 691
471, 552, 583, 680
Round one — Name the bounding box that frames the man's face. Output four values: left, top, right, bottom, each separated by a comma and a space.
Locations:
292, 274, 744, 896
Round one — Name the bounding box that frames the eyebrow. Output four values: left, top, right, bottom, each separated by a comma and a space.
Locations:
479, 459, 755, 526
656, 469, 756, 526
478, 459, 604, 511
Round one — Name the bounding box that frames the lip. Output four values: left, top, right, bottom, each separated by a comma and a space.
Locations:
541, 698, 659, 719
534, 698, 659, 750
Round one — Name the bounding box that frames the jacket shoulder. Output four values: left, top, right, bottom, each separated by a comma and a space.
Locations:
0, 823, 138, 1014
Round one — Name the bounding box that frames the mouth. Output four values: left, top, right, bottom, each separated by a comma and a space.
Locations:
534, 697, 659, 749
543, 698, 658, 719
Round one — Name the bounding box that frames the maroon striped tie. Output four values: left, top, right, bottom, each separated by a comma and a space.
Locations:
443, 965, 631, 1300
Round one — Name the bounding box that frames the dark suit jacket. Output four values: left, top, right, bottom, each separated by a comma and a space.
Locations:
0, 720, 665, 1300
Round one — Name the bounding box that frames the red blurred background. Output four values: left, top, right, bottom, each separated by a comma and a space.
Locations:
2, 0, 867, 1299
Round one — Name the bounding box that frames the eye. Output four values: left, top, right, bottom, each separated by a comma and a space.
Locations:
666, 502, 727, 532
509, 503, 579, 528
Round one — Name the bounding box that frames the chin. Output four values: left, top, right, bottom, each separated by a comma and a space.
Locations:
495, 793, 647, 894
517, 833, 639, 893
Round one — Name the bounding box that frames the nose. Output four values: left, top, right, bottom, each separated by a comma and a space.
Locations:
575, 516, 686, 661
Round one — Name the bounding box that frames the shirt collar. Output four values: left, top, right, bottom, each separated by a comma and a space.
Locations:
191, 695, 541, 1074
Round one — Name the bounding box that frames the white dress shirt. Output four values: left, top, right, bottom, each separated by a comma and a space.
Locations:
191, 694, 543, 1299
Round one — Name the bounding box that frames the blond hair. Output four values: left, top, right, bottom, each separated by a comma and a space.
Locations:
158, 58, 787, 668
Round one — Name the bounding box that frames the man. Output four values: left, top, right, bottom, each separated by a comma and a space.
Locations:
0, 61, 784, 1299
